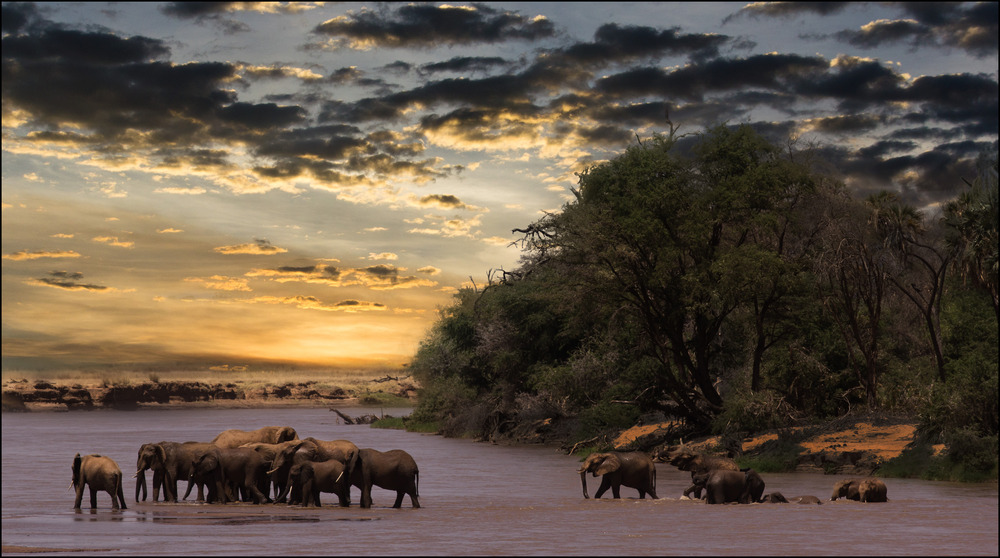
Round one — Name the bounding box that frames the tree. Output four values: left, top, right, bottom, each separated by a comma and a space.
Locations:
867, 191, 951, 382
944, 149, 999, 329
516, 124, 822, 427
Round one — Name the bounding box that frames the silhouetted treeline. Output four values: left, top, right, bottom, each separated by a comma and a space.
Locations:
409, 124, 998, 478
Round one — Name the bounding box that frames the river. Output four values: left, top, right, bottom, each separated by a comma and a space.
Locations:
2, 407, 996, 555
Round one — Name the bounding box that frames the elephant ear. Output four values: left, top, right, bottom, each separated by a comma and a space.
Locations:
594, 453, 622, 476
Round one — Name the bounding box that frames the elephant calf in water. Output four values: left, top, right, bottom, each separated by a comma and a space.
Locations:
290, 460, 349, 507
578, 451, 658, 500
72, 453, 127, 510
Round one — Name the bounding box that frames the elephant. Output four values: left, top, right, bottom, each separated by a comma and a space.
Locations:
269, 437, 362, 505
831, 477, 887, 502
578, 451, 658, 500
187, 447, 270, 504
134, 442, 168, 502
240, 440, 301, 500
211, 426, 298, 449
659, 444, 739, 499
349, 448, 420, 508
859, 478, 888, 502
134, 441, 219, 502
761, 491, 822, 504
72, 453, 127, 510
289, 459, 350, 507
701, 468, 765, 504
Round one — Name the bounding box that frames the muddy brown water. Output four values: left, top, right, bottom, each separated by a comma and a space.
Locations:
2, 408, 997, 556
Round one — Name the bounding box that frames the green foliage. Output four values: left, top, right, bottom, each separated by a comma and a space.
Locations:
406, 126, 998, 481
370, 417, 406, 430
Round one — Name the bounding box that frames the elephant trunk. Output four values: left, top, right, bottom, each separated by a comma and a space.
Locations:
579, 470, 590, 499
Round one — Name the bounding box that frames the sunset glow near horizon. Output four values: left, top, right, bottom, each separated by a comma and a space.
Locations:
2, 2, 997, 371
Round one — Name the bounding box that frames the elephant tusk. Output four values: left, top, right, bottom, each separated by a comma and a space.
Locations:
335, 471, 343, 483
266, 467, 278, 475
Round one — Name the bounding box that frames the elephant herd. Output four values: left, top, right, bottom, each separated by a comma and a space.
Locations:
72, 425, 420, 510
72, 428, 889, 510
578, 445, 889, 505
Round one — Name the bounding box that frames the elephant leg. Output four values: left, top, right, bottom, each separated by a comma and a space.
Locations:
409, 491, 420, 508
594, 477, 612, 499
74, 485, 85, 509
136, 470, 146, 502
393, 491, 405, 508
90, 486, 98, 509
611, 483, 621, 499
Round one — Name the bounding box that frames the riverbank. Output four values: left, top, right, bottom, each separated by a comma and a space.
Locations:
1, 372, 418, 412
0, 374, 947, 479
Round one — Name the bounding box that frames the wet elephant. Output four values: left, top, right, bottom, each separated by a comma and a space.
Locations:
761, 491, 822, 504
659, 444, 739, 499
138, 441, 220, 502
134, 442, 168, 502
211, 426, 298, 449
350, 448, 420, 508
290, 459, 349, 507
578, 451, 658, 500
240, 440, 300, 500
187, 447, 269, 504
72, 453, 127, 510
701, 468, 765, 504
831, 477, 887, 502
269, 438, 362, 505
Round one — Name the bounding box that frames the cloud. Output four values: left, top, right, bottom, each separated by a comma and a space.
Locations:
368, 252, 398, 261
184, 275, 252, 291
246, 261, 438, 290
215, 238, 288, 255
25, 271, 114, 292
3, 250, 82, 261
241, 295, 387, 312
92, 236, 134, 249
309, 4, 555, 50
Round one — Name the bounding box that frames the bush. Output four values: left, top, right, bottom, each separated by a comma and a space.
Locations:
712, 390, 794, 434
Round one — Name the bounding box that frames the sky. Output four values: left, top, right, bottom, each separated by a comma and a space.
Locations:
2, 2, 997, 372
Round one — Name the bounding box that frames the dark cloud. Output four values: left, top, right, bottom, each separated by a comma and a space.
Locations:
802, 2, 997, 58
558, 23, 728, 66
33, 271, 108, 291
595, 54, 828, 100
311, 3, 555, 49
419, 56, 510, 75
1, 2, 44, 34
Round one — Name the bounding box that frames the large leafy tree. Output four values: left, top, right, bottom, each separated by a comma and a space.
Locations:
516, 124, 820, 427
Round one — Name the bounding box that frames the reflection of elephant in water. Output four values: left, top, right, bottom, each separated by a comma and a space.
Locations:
187, 447, 269, 504
701, 468, 765, 504
73, 453, 127, 510
660, 444, 739, 499
211, 426, 298, 449
579, 451, 658, 500
761, 491, 822, 504
831, 477, 887, 502
269, 438, 362, 505
350, 448, 420, 508
290, 460, 349, 507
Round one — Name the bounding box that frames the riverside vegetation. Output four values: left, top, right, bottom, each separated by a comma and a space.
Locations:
401, 123, 998, 483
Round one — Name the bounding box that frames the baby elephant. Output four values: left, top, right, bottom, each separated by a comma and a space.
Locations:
578, 451, 658, 500
292, 459, 350, 507
72, 453, 127, 510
